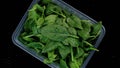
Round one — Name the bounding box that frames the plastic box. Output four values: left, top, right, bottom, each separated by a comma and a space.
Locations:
12, 0, 106, 68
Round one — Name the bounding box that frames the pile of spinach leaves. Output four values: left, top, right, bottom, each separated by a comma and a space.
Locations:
19, 0, 102, 68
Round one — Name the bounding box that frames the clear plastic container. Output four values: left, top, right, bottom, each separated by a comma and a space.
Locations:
12, 0, 106, 68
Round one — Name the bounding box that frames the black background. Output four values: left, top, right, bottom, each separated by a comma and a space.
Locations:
1, 0, 120, 68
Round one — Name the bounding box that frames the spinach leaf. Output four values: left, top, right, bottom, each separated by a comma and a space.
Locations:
46, 3, 63, 15
60, 59, 69, 68
42, 42, 62, 53
41, 25, 69, 41
81, 20, 92, 32
77, 20, 92, 40
44, 51, 57, 64
69, 58, 80, 68
78, 30, 90, 40
91, 21, 102, 36
24, 19, 34, 33
75, 47, 84, 58
67, 15, 83, 29
22, 34, 34, 42
27, 42, 44, 53
83, 41, 99, 51
66, 17, 76, 28
68, 27, 77, 35
28, 8, 40, 22
62, 37, 79, 47
44, 15, 58, 25
62, 9, 71, 17
36, 17, 44, 28
55, 17, 69, 28
71, 14, 83, 29
59, 46, 71, 59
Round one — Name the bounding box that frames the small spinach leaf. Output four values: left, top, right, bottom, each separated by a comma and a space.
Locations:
42, 42, 62, 53
44, 51, 57, 64
60, 59, 69, 68
59, 46, 71, 59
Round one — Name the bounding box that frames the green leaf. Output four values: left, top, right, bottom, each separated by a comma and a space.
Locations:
55, 17, 69, 28
77, 20, 92, 40
81, 20, 92, 32
35, 4, 45, 13
44, 51, 57, 64
60, 59, 69, 68
76, 57, 84, 68
69, 58, 79, 68
67, 15, 83, 29
85, 47, 99, 51
83, 41, 99, 51
83, 41, 93, 47
27, 42, 44, 52
71, 14, 83, 29
31, 24, 38, 34
67, 17, 76, 28
22, 34, 34, 42
28, 9, 39, 22
27, 42, 44, 48
41, 25, 69, 41
29, 4, 45, 16
24, 19, 34, 33
18, 34, 28, 44
40, 35, 50, 43
42, 42, 62, 53
45, 4, 54, 15
75, 47, 84, 58
63, 9, 71, 17
69, 53, 87, 68
45, 3, 66, 17
44, 15, 58, 25
59, 46, 71, 59
91, 21, 102, 36
36, 17, 44, 28
62, 18, 69, 28
55, 17, 63, 25
62, 37, 79, 47
68, 27, 77, 35
78, 30, 90, 40
87, 22, 102, 41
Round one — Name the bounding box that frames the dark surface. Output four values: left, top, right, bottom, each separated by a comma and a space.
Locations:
1, 0, 120, 68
